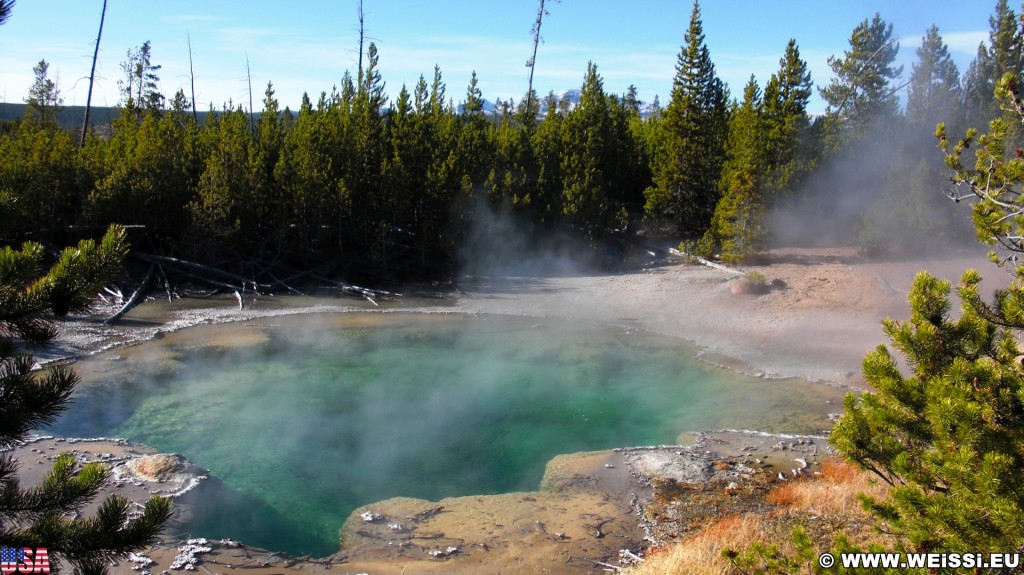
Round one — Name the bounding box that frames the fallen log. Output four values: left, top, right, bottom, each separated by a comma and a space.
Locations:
104, 264, 156, 324
668, 247, 745, 275
144, 263, 243, 292
132, 252, 255, 287
266, 271, 304, 296
574, 557, 622, 572
309, 274, 399, 304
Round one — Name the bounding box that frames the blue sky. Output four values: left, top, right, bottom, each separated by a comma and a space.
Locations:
0, 1, 997, 116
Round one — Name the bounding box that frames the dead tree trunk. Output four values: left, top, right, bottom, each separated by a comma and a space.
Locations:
357, 0, 366, 81
80, 0, 107, 147
246, 54, 254, 133
188, 33, 198, 123
104, 263, 155, 324
525, 0, 557, 119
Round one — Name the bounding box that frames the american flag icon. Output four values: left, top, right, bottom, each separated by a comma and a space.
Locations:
0, 547, 24, 574
0, 547, 49, 574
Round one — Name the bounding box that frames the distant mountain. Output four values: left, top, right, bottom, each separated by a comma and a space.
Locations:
0, 89, 662, 133
455, 99, 498, 116
0, 103, 115, 131
538, 89, 582, 115
0, 103, 222, 133
537, 89, 661, 119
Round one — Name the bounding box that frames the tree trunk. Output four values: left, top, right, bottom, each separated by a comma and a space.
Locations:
80, 0, 107, 147
188, 33, 198, 123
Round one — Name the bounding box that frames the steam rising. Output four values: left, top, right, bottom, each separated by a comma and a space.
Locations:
51, 313, 844, 556
458, 198, 590, 279
768, 117, 974, 255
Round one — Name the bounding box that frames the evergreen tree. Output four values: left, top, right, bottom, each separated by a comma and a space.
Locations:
987, 0, 1024, 82
963, 1, 1024, 141
855, 25, 965, 255
831, 269, 1024, 553
530, 92, 566, 226
429, 65, 447, 117
0, 226, 172, 574
413, 74, 429, 114
119, 41, 164, 117
560, 62, 619, 238
379, 83, 425, 266
419, 65, 463, 261
963, 42, 996, 131
0, 0, 13, 26
190, 106, 252, 251
761, 39, 813, 205
829, 71, 1024, 558
0, 121, 85, 245
343, 42, 389, 256
246, 82, 285, 254
906, 25, 963, 136
275, 95, 334, 255
819, 13, 902, 151
24, 60, 63, 126
86, 109, 196, 247
701, 76, 767, 262
644, 0, 729, 234
610, 89, 653, 219
168, 89, 192, 121
486, 99, 534, 212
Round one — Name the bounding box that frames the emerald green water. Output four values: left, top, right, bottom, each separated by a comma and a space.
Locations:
50, 313, 843, 557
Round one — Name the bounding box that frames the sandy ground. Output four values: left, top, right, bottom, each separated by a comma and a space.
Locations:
454, 246, 1009, 387
10, 246, 1010, 574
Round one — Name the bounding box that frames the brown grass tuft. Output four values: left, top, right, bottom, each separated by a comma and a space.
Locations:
764, 480, 801, 506
821, 459, 862, 484
627, 514, 765, 575
627, 459, 892, 575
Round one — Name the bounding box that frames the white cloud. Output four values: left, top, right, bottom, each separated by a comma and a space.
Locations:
941, 31, 989, 55
898, 30, 987, 56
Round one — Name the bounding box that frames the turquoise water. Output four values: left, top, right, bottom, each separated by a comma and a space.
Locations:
51, 313, 843, 556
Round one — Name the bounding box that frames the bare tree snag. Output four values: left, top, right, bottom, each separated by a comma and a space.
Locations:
357, 0, 366, 81
525, 0, 557, 119
80, 0, 107, 147
187, 32, 197, 123
246, 53, 254, 133
104, 263, 155, 324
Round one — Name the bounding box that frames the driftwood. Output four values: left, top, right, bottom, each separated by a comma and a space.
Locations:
573, 557, 622, 572
157, 264, 178, 302
104, 264, 155, 324
620, 549, 644, 564
133, 252, 252, 288
584, 517, 614, 539
668, 247, 745, 276
266, 271, 304, 295
99, 251, 406, 318
102, 285, 124, 302
309, 274, 399, 306
407, 505, 445, 522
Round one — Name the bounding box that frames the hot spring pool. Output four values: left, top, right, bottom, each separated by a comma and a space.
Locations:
49, 312, 845, 556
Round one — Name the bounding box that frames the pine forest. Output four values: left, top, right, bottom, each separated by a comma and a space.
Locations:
0, 1, 1012, 280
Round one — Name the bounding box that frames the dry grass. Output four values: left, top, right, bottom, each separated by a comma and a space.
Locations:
626, 459, 891, 575
628, 514, 766, 575
765, 460, 888, 517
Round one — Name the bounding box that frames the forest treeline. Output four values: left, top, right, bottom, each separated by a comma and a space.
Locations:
1, 1, 1020, 280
